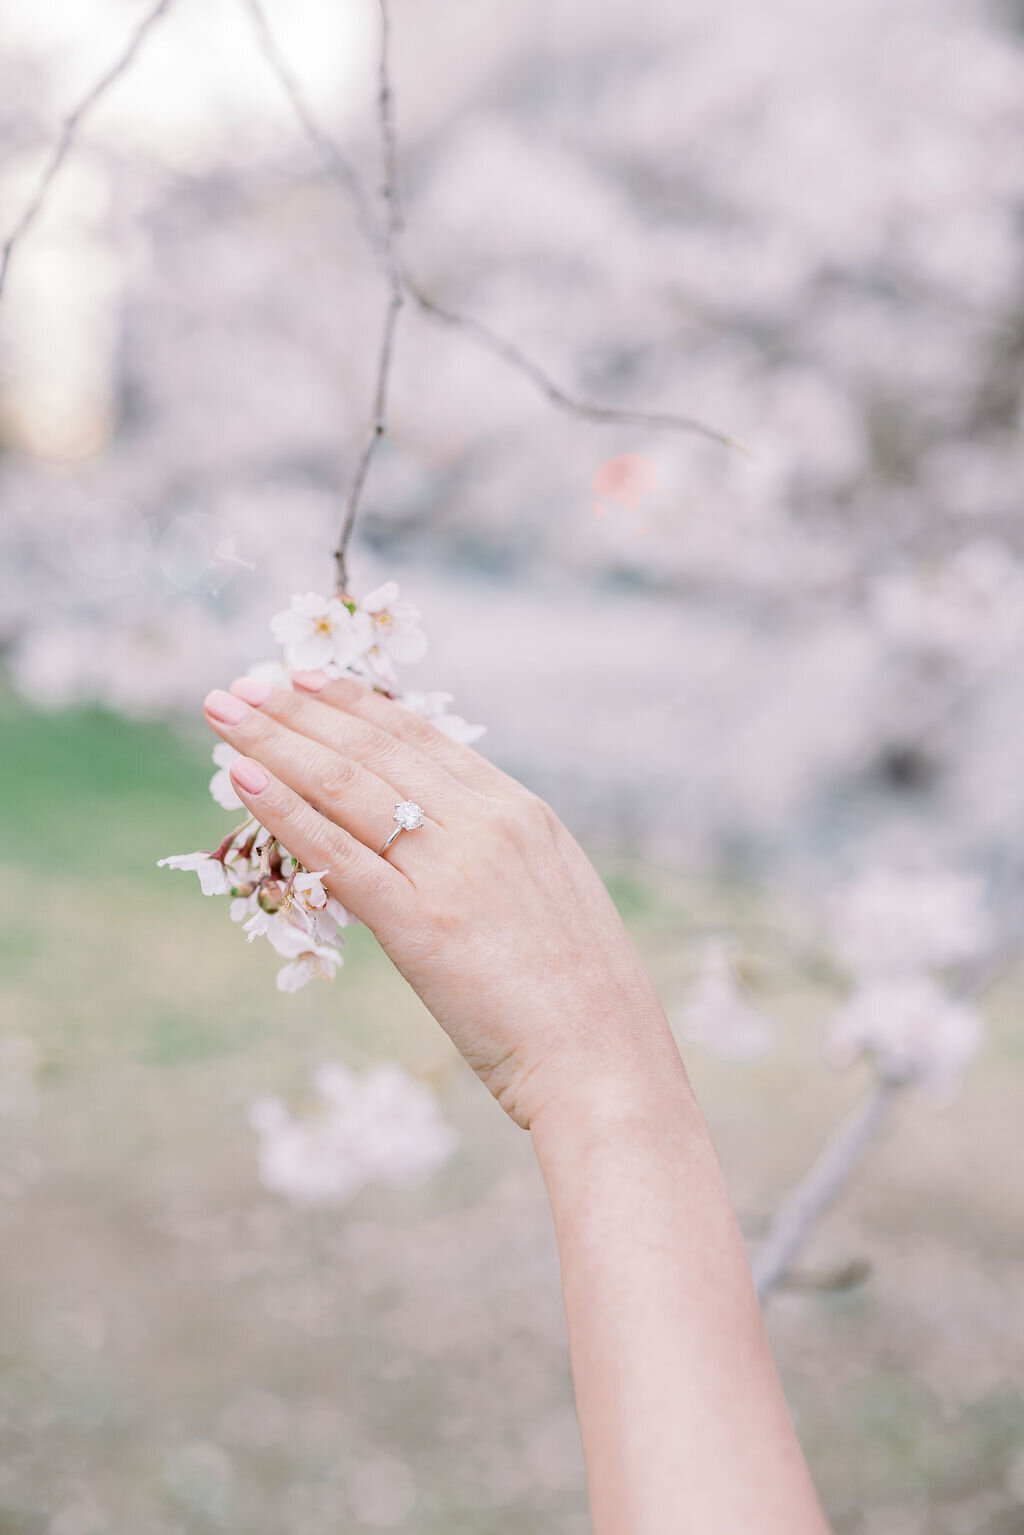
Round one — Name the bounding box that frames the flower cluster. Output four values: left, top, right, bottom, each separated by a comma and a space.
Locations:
825, 869, 992, 1093
159, 582, 484, 990
675, 938, 775, 1062
249, 1062, 460, 1204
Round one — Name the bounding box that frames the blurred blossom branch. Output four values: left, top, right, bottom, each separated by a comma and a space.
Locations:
0, 0, 176, 302
0, 0, 738, 583
239, 0, 380, 251
753, 1076, 903, 1302
238, 0, 738, 592
404, 279, 745, 451
750, 882, 1007, 1304
334, 0, 405, 594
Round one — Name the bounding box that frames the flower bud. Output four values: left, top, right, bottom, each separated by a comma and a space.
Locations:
258, 880, 287, 913
230, 881, 256, 898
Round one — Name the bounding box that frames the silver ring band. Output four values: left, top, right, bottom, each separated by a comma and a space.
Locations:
377, 825, 405, 857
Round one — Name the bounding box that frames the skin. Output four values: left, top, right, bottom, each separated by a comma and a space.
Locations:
204, 669, 831, 1535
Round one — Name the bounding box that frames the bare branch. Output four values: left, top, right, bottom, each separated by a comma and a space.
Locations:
752, 936, 1012, 1306
406, 276, 746, 452
0, 0, 176, 302
778, 1258, 872, 1293
333, 0, 404, 594
334, 286, 402, 594
238, 0, 380, 252
374, 0, 403, 243
753, 1077, 903, 1304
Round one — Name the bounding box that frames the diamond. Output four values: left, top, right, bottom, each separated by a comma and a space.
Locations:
393, 800, 425, 831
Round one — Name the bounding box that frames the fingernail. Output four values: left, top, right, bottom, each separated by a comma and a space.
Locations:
230, 676, 273, 706
292, 669, 329, 693
205, 688, 250, 725
230, 757, 269, 794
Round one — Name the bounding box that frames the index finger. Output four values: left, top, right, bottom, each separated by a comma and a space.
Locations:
290, 670, 516, 798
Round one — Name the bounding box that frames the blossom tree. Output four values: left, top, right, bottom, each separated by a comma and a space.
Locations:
0, 0, 1018, 1291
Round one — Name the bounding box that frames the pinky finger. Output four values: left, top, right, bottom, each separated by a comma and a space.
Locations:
228, 755, 412, 932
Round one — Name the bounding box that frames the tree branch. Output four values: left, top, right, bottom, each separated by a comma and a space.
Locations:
752, 1076, 903, 1304
333, 0, 405, 595
0, 0, 176, 302
238, 0, 740, 583
405, 276, 745, 451
238, 0, 381, 253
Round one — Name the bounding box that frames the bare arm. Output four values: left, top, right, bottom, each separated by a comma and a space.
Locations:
203, 669, 831, 1534
533, 1069, 829, 1534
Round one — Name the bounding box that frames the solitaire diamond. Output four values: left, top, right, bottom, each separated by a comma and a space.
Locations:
393, 800, 425, 831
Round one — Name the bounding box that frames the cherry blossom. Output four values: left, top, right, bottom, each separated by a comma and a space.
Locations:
869, 542, 1024, 672
824, 867, 991, 1093
675, 938, 775, 1062
270, 592, 372, 673
361, 581, 428, 664
159, 580, 482, 990
209, 742, 243, 810
157, 850, 234, 896
399, 690, 487, 745
292, 871, 354, 942
826, 975, 984, 1094
828, 869, 991, 981
275, 946, 344, 994
248, 1062, 459, 1204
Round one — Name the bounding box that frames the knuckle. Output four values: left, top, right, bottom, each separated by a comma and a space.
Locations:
368, 730, 410, 779
235, 706, 274, 745
292, 797, 348, 865
326, 675, 367, 706
422, 896, 468, 944
399, 711, 442, 751
481, 789, 555, 838
530, 793, 562, 836
313, 750, 358, 799
269, 688, 306, 726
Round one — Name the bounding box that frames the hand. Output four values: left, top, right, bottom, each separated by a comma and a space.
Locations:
203, 671, 680, 1128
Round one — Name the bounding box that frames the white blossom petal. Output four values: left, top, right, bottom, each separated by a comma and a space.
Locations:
248, 1061, 457, 1202
158, 852, 231, 896
826, 975, 984, 1092
360, 581, 400, 613
209, 766, 243, 810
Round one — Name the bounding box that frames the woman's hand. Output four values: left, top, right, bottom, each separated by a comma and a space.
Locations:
205, 670, 832, 1535
204, 671, 681, 1128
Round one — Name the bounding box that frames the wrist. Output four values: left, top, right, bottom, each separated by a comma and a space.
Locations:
527, 1029, 704, 1163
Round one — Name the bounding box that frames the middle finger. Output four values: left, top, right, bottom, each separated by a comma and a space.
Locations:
228, 676, 464, 819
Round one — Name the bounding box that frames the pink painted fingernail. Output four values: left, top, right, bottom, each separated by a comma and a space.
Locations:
230, 676, 273, 706
230, 757, 269, 794
292, 669, 329, 693
205, 688, 250, 725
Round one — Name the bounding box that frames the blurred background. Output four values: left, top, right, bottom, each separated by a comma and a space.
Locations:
2, 0, 1024, 1529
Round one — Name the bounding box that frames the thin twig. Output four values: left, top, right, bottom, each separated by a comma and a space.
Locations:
406, 277, 746, 452
374, 0, 403, 243
333, 0, 404, 594
753, 1077, 903, 1303
238, 0, 380, 252
0, 0, 176, 302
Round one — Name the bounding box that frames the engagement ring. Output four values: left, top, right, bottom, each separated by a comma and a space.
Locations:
377, 800, 425, 857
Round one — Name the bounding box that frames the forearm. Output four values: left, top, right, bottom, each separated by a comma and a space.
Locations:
531, 1035, 830, 1535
